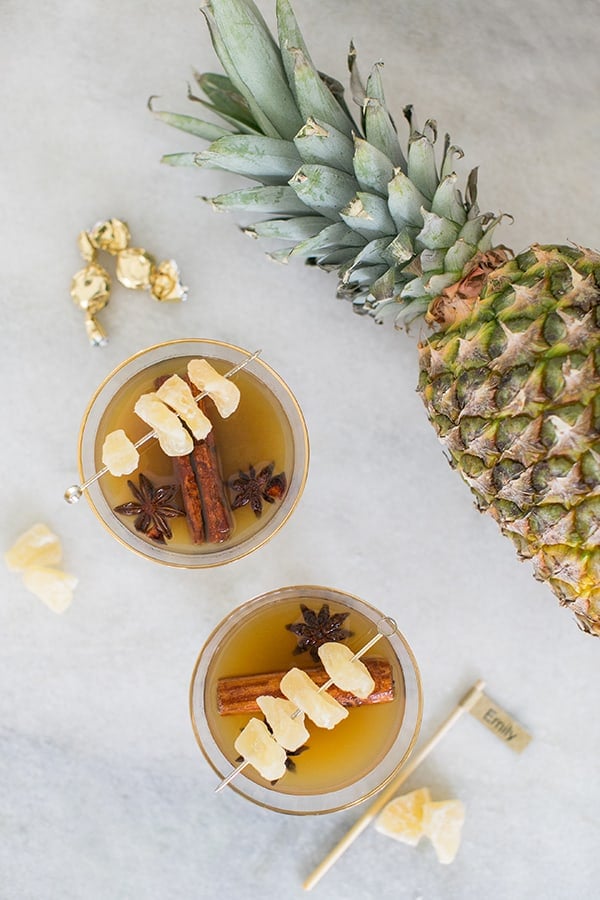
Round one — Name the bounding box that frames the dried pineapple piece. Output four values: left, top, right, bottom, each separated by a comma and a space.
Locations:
102, 429, 139, 476
5, 523, 62, 572
234, 716, 287, 781
21, 567, 77, 614
280, 667, 348, 729
134, 393, 194, 457
187, 358, 240, 418
375, 788, 432, 846
317, 642, 375, 699
156, 374, 213, 440
422, 799, 466, 864
256, 695, 309, 751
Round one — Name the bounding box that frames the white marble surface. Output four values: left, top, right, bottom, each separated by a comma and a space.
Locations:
2, 1, 600, 897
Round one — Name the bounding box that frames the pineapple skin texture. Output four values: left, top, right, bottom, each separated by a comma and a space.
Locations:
418, 245, 600, 634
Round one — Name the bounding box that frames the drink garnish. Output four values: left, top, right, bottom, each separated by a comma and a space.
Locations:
215, 616, 397, 791
187, 358, 241, 418
156, 375, 213, 440
102, 429, 139, 476
216, 658, 394, 715
255, 696, 309, 751
233, 718, 288, 782
64, 349, 261, 504
153, 373, 232, 544
113, 473, 185, 543
317, 643, 375, 699
134, 393, 194, 457
229, 462, 287, 517
280, 667, 348, 729
285, 603, 353, 662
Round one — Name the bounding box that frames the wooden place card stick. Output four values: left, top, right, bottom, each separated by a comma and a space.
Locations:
303, 679, 532, 891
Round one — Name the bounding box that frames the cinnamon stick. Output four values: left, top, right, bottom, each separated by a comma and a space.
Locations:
217, 658, 394, 716
155, 375, 232, 543
189, 391, 232, 543
155, 375, 205, 543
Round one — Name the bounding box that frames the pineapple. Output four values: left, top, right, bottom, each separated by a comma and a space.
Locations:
156, 0, 600, 635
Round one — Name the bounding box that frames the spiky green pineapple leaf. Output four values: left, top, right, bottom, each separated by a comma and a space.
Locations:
289, 165, 359, 219
201, 4, 280, 137
206, 0, 303, 139
158, 0, 503, 327
352, 136, 396, 197
193, 71, 258, 128
208, 184, 311, 214
246, 216, 326, 240
276, 0, 357, 138
195, 133, 302, 182
294, 118, 355, 174
161, 152, 202, 167
150, 106, 231, 141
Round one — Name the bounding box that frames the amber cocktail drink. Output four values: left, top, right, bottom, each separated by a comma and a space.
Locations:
190, 586, 422, 814
75, 340, 309, 566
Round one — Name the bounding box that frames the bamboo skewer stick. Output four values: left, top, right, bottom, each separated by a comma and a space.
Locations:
302, 678, 486, 892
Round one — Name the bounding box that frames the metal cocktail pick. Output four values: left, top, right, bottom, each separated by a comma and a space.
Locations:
64, 349, 262, 504
215, 615, 399, 794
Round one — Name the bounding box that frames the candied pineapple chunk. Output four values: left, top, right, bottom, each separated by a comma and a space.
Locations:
280, 667, 348, 729
256, 695, 309, 751
317, 642, 375, 699
375, 788, 432, 846
187, 358, 240, 418
422, 799, 466, 864
21, 567, 78, 614
134, 393, 194, 457
234, 717, 287, 781
156, 374, 213, 440
5, 523, 62, 572
102, 429, 139, 476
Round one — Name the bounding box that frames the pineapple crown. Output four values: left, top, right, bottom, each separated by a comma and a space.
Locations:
156, 0, 504, 329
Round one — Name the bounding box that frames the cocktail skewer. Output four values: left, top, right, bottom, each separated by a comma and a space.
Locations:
64, 349, 262, 504
214, 616, 398, 793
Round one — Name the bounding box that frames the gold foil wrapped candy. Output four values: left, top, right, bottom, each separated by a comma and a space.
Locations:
76, 230, 96, 263
89, 218, 131, 254
149, 260, 188, 302
84, 314, 108, 347
70, 263, 111, 315
116, 247, 154, 289
70, 218, 187, 346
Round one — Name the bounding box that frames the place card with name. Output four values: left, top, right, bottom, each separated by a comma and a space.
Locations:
469, 692, 532, 753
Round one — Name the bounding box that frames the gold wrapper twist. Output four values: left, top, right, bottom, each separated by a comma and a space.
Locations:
70, 218, 188, 346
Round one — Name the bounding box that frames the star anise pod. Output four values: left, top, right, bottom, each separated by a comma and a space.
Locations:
286, 603, 353, 662
113, 472, 185, 543
229, 462, 287, 517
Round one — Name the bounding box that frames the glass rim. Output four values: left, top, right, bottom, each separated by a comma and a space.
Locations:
77, 339, 310, 568
189, 584, 423, 815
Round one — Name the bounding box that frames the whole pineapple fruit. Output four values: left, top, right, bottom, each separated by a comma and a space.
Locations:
156, 0, 600, 634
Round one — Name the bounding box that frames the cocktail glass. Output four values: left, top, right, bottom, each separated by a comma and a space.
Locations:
73, 339, 309, 567
190, 585, 423, 814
